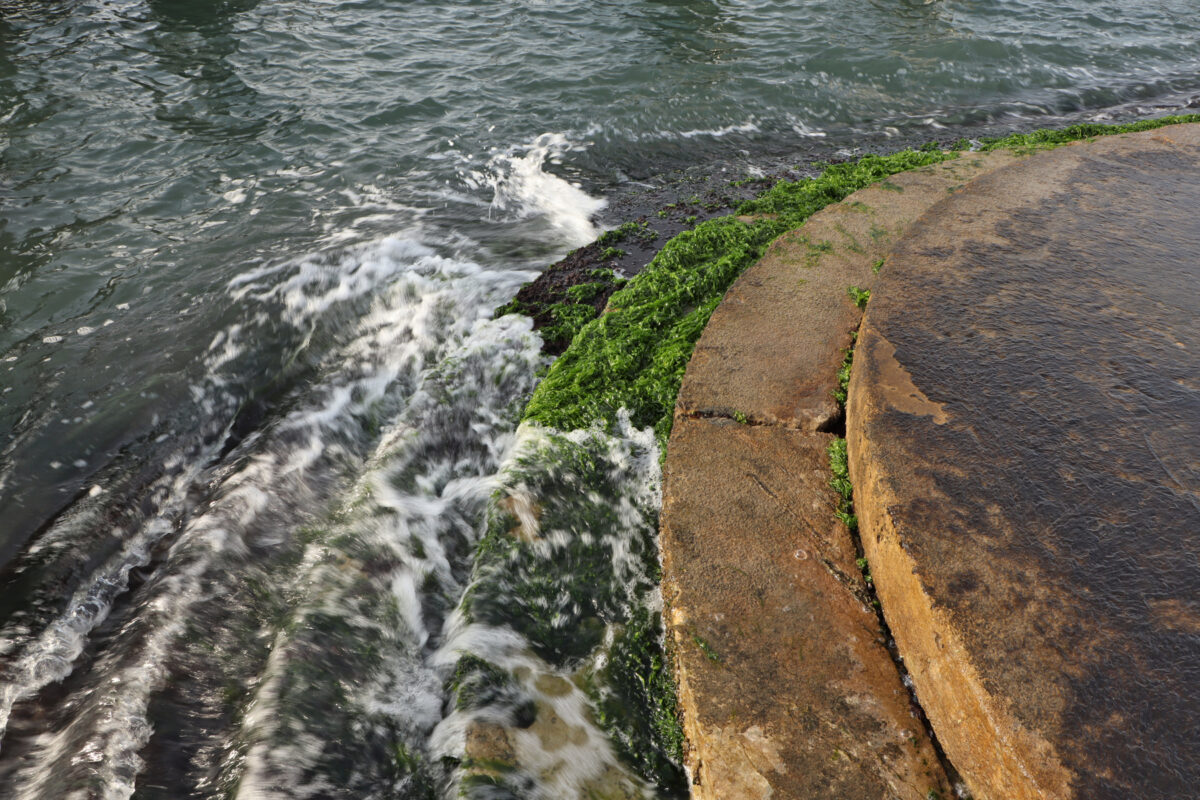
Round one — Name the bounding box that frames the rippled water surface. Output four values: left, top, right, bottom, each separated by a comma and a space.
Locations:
1, 0, 1197, 797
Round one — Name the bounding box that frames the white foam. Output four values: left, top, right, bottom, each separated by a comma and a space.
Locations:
218, 259, 545, 798
789, 116, 828, 138
0, 233, 540, 797
677, 120, 761, 138
432, 618, 652, 800
465, 133, 606, 247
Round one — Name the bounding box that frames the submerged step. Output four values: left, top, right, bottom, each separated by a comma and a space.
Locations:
848, 123, 1200, 800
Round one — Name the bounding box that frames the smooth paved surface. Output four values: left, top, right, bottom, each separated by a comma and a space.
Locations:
849, 124, 1200, 800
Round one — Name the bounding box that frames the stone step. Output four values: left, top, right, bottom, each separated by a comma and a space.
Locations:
660, 149, 1025, 800
848, 123, 1200, 800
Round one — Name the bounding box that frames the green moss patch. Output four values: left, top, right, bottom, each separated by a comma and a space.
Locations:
828, 437, 857, 534
523, 148, 957, 447
978, 113, 1200, 153
462, 424, 683, 792
584, 606, 687, 793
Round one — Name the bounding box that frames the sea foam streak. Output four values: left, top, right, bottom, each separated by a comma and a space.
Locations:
464, 132, 607, 246
0, 236, 536, 799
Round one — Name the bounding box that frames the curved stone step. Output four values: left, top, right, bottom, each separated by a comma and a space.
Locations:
660, 149, 1024, 800
848, 123, 1200, 800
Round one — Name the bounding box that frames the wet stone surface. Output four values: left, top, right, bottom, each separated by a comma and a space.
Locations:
660, 417, 950, 800
849, 124, 1200, 800
676, 150, 1021, 430
652, 155, 1035, 800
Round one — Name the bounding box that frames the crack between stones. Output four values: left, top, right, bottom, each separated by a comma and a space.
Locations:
672, 321, 968, 792
843, 464, 969, 799
817, 557, 874, 608
836, 321, 969, 798
676, 408, 782, 429
676, 408, 838, 433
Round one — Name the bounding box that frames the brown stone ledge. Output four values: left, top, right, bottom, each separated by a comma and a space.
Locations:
846, 123, 1200, 800
660, 149, 1026, 800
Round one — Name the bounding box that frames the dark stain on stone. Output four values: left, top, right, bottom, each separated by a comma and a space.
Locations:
944, 570, 979, 598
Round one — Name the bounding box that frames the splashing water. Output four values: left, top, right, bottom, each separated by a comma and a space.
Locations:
0, 235, 543, 797
0, 121, 689, 798
464, 133, 608, 246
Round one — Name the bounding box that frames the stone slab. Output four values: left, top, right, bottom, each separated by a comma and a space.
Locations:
677, 150, 1023, 430
659, 150, 1034, 800
660, 416, 950, 800
848, 124, 1200, 800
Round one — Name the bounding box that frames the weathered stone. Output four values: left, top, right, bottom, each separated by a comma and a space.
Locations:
660, 152, 1034, 800
848, 123, 1200, 800
676, 150, 1022, 430
529, 699, 591, 751
465, 719, 516, 768
661, 416, 950, 800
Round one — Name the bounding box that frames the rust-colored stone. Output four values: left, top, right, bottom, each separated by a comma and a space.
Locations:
661, 416, 949, 800
848, 123, 1200, 800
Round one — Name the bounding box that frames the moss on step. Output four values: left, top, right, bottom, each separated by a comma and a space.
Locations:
828, 437, 857, 534
979, 113, 1200, 153
583, 606, 687, 793
523, 148, 957, 448
465, 425, 682, 792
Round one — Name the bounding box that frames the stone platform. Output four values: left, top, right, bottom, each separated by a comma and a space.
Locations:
849, 124, 1200, 800
660, 150, 1023, 800
662, 122, 1200, 800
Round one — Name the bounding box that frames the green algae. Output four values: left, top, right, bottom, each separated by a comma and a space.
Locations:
598, 220, 657, 247
462, 424, 685, 793
496, 268, 631, 354
846, 285, 871, 309
827, 437, 856, 534
586, 606, 688, 793
978, 113, 1200, 153
691, 634, 721, 663
804, 238, 835, 268
832, 331, 856, 408
523, 148, 956, 448
447, 653, 531, 718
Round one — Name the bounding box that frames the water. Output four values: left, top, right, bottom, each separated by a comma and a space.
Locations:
1, 0, 1198, 797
